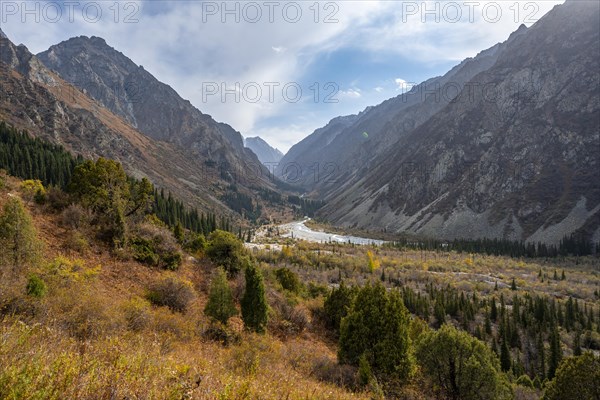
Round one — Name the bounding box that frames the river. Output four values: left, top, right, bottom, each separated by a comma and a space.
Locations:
278, 219, 386, 246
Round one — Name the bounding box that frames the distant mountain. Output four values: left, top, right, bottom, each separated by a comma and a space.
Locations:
280, 25, 529, 196
319, 0, 600, 244
37, 36, 267, 185
0, 32, 271, 217
244, 136, 283, 165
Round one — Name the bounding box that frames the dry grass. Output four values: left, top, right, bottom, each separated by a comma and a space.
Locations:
0, 183, 371, 399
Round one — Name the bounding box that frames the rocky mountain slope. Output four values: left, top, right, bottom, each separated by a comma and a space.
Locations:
244, 136, 283, 166
0, 31, 269, 216
279, 25, 529, 194
37, 36, 264, 178
319, 0, 600, 244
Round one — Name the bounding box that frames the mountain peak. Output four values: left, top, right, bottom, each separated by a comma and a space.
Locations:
244, 137, 283, 165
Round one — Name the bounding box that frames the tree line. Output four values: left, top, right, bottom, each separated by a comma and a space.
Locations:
386, 234, 599, 259
0, 121, 231, 237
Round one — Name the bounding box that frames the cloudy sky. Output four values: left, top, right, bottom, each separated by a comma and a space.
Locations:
1, 0, 564, 152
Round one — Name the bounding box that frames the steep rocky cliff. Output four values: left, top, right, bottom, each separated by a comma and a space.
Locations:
37, 36, 266, 181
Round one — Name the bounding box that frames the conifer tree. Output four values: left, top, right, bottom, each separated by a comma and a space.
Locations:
241, 261, 268, 333
204, 267, 238, 324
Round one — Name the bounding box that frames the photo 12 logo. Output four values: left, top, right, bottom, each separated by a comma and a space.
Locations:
0, 1, 140, 24
200, 1, 339, 24
400, 1, 542, 24
201, 82, 339, 104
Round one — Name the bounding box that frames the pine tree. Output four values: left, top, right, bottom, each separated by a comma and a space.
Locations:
572, 329, 582, 356
548, 323, 562, 379
204, 267, 238, 325
173, 221, 184, 244
538, 332, 546, 380
490, 298, 498, 322
500, 338, 511, 372
241, 261, 268, 333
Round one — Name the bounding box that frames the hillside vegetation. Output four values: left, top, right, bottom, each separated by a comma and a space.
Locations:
0, 123, 598, 399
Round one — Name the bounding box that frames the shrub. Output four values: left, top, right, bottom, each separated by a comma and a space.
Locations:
312, 356, 358, 389
184, 233, 206, 255
63, 231, 90, 255
146, 276, 195, 313
20, 179, 45, 204
130, 223, 182, 270
61, 204, 89, 229
64, 295, 119, 340
275, 267, 302, 294
203, 322, 241, 346
122, 297, 153, 332
268, 291, 309, 336
26, 275, 47, 298
46, 187, 70, 211
206, 230, 245, 277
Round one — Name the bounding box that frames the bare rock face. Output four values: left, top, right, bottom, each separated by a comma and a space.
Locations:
318, 1, 599, 243
280, 26, 527, 196
37, 36, 262, 173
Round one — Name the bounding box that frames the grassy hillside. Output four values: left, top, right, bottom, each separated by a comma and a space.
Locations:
0, 172, 371, 399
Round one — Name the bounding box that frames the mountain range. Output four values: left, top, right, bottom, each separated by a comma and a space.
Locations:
0, 30, 277, 221
282, 0, 600, 244
1, 0, 598, 244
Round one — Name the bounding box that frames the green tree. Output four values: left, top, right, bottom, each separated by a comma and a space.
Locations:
206, 230, 245, 277
542, 352, 600, 400
323, 282, 357, 334
548, 324, 563, 379
69, 158, 130, 246
241, 261, 268, 333
204, 267, 238, 324
338, 283, 414, 382
500, 338, 512, 372
416, 324, 512, 400
0, 197, 41, 273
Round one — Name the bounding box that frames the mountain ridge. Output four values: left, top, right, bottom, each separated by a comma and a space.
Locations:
319, 0, 600, 244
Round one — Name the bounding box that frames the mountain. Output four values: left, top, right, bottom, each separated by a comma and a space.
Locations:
279, 25, 529, 194
37, 36, 266, 180
244, 137, 283, 166
319, 0, 600, 244
0, 33, 270, 217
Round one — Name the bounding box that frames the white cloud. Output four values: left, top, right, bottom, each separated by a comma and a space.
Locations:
395, 78, 414, 93
338, 89, 362, 99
